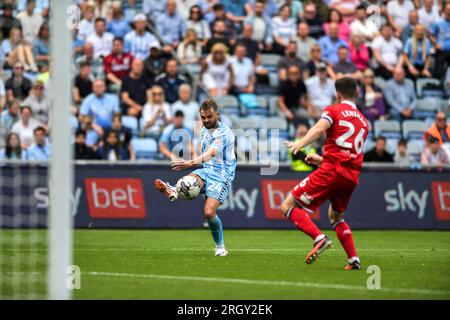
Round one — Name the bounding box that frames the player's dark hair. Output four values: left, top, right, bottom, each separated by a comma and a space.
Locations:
335, 77, 358, 99
200, 99, 218, 112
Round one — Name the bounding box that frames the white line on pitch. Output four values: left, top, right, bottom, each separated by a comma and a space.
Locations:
3, 248, 450, 252
85, 271, 450, 296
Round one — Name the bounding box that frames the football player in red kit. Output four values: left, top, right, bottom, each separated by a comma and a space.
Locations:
283, 77, 368, 270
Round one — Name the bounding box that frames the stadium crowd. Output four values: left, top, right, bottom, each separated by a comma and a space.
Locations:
0, 0, 449, 168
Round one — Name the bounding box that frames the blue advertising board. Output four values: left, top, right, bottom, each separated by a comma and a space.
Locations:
1, 163, 450, 229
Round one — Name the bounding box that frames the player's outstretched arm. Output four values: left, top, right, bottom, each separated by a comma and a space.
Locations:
171, 148, 217, 170
284, 119, 330, 155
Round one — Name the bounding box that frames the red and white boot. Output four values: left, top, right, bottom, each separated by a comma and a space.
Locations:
154, 179, 178, 202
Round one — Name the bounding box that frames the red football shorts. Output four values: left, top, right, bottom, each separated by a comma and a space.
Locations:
291, 167, 357, 213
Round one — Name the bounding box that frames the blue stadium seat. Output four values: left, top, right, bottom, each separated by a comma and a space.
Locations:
260, 117, 289, 139
122, 116, 139, 136
416, 78, 443, 98
245, 96, 270, 116
215, 95, 240, 116
415, 98, 441, 119
261, 54, 281, 73
131, 138, 159, 160
407, 140, 424, 162
402, 120, 428, 140
374, 120, 401, 139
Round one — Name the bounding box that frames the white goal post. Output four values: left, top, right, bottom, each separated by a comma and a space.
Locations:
48, 0, 74, 300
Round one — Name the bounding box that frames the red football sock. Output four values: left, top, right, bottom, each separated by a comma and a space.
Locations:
288, 207, 322, 241
334, 221, 357, 259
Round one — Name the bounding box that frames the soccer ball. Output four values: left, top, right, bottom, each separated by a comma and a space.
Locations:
176, 175, 201, 200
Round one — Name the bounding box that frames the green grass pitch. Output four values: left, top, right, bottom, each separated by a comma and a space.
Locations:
1, 230, 450, 299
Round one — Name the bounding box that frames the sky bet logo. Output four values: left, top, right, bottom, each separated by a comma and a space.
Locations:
431, 182, 450, 221
85, 178, 146, 218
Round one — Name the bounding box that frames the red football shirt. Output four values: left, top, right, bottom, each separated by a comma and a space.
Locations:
320, 100, 369, 183
103, 52, 133, 79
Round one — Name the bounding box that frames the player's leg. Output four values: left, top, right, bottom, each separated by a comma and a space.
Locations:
154, 173, 204, 202
329, 179, 361, 270
203, 197, 227, 256
281, 193, 332, 265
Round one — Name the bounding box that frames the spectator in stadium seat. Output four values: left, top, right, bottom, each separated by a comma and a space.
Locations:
0, 77, 5, 111
357, 68, 386, 122
77, 4, 95, 41
329, 0, 360, 23
0, 99, 20, 131
103, 37, 133, 93
27, 126, 51, 161
5, 62, 32, 102
0, 132, 28, 160
73, 62, 93, 106
124, 13, 159, 60
16, 0, 43, 44
364, 136, 394, 162
277, 41, 305, 81
107, 6, 130, 39
87, 18, 114, 59
350, 4, 379, 43
97, 130, 129, 161
332, 46, 362, 81
75, 42, 105, 80
0, 3, 21, 42
305, 62, 336, 113
295, 22, 317, 64
11, 106, 44, 149
278, 64, 314, 127
223, 0, 249, 23
318, 22, 348, 66
32, 23, 49, 65
372, 24, 403, 80
186, 5, 212, 46
394, 138, 416, 165
204, 18, 233, 55
421, 135, 450, 165
156, 58, 187, 104
430, 2, 450, 79
209, 3, 237, 42
401, 10, 419, 44
418, 0, 440, 33
177, 29, 202, 73
348, 34, 370, 71
2, 26, 38, 72
74, 129, 99, 160
120, 58, 153, 117
424, 111, 450, 145
271, 5, 296, 55
288, 123, 318, 172
236, 24, 269, 80
198, 0, 218, 23
111, 114, 135, 160
243, 0, 273, 51
22, 80, 49, 124
386, 0, 415, 37
159, 110, 194, 160
142, 0, 166, 23
16, 0, 49, 17
384, 67, 417, 121
156, 0, 186, 49
176, 0, 199, 21
171, 84, 199, 131
301, 2, 325, 39
78, 115, 103, 148
80, 79, 120, 131
310, 0, 330, 22
229, 44, 255, 95
324, 8, 351, 43
201, 43, 233, 97
403, 24, 432, 79
142, 85, 172, 138
304, 44, 334, 79
143, 43, 170, 81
